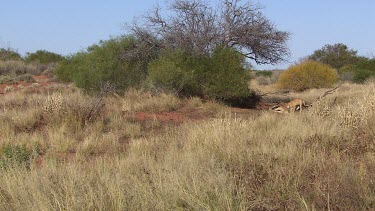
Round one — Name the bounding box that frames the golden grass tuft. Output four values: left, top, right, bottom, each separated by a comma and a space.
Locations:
121, 89, 182, 113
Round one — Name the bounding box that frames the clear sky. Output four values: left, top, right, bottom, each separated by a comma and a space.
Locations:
1, 0, 374, 70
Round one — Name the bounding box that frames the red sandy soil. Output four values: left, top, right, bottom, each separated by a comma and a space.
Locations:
0, 75, 57, 94
133, 110, 210, 123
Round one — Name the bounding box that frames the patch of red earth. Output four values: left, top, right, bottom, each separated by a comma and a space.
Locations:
132, 106, 269, 123
135, 112, 185, 123
0, 75, 57, 94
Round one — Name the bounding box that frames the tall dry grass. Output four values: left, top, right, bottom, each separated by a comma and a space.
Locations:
0, 82, 374, 210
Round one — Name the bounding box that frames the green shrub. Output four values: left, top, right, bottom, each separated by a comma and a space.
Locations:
56, 36, 152, 92
148, 49, 201, 96
0, 48, 22, 61
204, 47, 251, 99
148, 47, 251, 100
278, 61, 338, 91
353, 59, 375, 83
25, 50, 65, 64
308, 43, 366, 69
55, 52, 85, 82
0, 144, 32, 169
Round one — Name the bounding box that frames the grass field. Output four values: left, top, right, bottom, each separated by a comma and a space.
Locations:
0, 81, 374, 210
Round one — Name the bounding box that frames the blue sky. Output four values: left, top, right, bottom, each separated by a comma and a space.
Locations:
0, 0, 374, 70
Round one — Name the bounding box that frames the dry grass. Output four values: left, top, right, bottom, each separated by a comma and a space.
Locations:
0, 60, 41, 75
121, 89, 183, 113
0, 82, 374, 210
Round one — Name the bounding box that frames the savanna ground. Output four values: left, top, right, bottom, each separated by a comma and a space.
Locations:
0, 78, 374, 210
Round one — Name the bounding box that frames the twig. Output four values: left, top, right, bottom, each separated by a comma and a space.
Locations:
316, 82, 343, 100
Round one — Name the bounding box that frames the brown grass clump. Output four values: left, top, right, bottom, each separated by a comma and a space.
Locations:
0, 60, 40, 75
0, 83, 374, 210
121, 89, 182, 113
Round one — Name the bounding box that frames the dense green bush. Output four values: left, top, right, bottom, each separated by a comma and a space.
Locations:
278, 61, 338, 91
353, 59, 375, 83
56, 36, 152, 92
149, 47, 251, 100
205, 47, 251, 99
0, 48, 22, 61
148, 49, 201, 96
308, 43, 366, 69
25, 50, 65, 64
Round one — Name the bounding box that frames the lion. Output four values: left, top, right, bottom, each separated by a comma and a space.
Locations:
270, 98, 306, 113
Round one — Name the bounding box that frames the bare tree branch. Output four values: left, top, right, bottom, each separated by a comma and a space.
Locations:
130, 0, 290, 64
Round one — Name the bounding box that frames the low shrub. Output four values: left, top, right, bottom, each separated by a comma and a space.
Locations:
0, 75, 15, 84
25, 50, 65, 64
56, 36, 155, 93
353, 59, 375, 83
148, 47, 251, 101
0, 60, 40, 75
15, 74, 36, 83
0, 144, 32, 169
278, 61, 338, 91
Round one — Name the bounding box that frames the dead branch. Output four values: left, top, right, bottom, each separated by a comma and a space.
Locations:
316, 82, 343, 100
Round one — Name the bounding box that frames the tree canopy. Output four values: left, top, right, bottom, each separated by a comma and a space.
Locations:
25, 50, 65, 64
308, 43, 366, 69
131, 0, 290, 65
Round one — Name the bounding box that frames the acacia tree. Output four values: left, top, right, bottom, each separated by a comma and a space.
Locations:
131, 0, 290, 65
308, 43, 366, 69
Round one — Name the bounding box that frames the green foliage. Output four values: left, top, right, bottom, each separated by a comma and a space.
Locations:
25, 50, 65, 64
353, 59, 375, 83
55, 52, 85, 82
56, 36, 152, 92
278, 61, 338, 91
149, 47, 251, 100
148, 49, 201, 96
0, 144, 32, 169
205, 47, 251, 99
308, 43, 366, 69
0, 48, 22, 61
